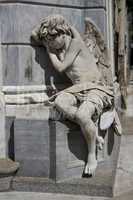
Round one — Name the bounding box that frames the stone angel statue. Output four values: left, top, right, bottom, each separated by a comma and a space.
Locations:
32, 15, 122, 177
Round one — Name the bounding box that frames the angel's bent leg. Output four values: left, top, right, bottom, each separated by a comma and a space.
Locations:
75, 101, 97, 176
55, 92, 78, 121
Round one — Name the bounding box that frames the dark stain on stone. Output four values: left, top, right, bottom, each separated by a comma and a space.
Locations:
25, 57, 33, 81
4, 65, 8, 77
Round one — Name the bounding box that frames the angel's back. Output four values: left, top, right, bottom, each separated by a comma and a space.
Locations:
65, 37, 102, 85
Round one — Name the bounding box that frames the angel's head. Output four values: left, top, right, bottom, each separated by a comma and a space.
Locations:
38, 15, 72, 50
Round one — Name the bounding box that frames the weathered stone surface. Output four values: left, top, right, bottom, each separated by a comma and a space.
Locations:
6, 104, 50, 119
12, 115, 119, 182
0, 92, 6, 157
0, 4, 84, 44
50, 121, 87, 181
14, 119, 50, 177
0, 191, 111, 200
13, 118, 86, 180
113, 135, 133, 196
2, 45, 69, 85
0, 0, 118, 193
0, 4, 106, 44
0, 176, 12, 191
3, 85, 47, 94
0, 4, 18, 43
12, 161, 113, 196
85, 0, 106, 8
4, 92, 49, 104
2, 45, 19, 85
2, 45, 46, 85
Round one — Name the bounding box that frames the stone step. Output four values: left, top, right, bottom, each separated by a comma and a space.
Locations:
11, 162, 114, 197
0, 192, 111, 200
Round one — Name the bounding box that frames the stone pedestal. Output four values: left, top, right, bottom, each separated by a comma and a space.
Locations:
4, 102, 121, 183
13, 118, 87, 181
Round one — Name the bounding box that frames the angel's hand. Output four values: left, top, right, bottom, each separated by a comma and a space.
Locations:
31, 25, 42, 44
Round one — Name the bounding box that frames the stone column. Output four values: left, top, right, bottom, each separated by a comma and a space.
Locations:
106, 0, 115, 77
0, 25, 7, 158
117, 0, 127, 107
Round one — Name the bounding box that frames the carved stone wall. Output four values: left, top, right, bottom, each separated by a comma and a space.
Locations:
0, 0, 107, 86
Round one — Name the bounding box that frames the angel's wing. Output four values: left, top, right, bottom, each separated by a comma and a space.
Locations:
83, 18, 113, 87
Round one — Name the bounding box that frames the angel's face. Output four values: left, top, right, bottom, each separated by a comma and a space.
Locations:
44, 33, 65, 50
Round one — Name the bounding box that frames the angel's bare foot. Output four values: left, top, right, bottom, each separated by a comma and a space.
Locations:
84, 154, 97, 177
96, 136, 104, 150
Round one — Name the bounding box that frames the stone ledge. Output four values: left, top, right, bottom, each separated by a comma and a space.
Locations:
12, 171, 113, 197
0, 0, 106, 8
11, 159, 114, 197
0, 192, 111, 200
0, 176, 13, 191
0, 0, 84, 8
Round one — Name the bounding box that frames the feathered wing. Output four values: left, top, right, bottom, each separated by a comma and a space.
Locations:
83, 18, 122, 134
83, 18, 121, 133
83, 18, 114, 87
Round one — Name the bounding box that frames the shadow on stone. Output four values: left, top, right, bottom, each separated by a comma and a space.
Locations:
8, 120, 15, 161
66, 121, 88, 163
108, 127, 115, 156
49, 120, 56, 180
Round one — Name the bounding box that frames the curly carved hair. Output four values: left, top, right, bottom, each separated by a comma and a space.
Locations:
38, 15, 72, 42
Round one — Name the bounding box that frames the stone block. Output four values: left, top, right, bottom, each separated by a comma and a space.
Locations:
50, 121, 87, 181
113, 135, 133, 196
13, 118, 87, 181
0, 4, 84, 44
14, 119, 50, 177
2, 45, 19, 85
2, 45, 69, 86
6, 107, 120, 181
0, 176, 12, 191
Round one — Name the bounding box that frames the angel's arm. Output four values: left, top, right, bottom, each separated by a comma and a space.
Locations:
48, 39, 81, 72
31, 25, 42, 45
